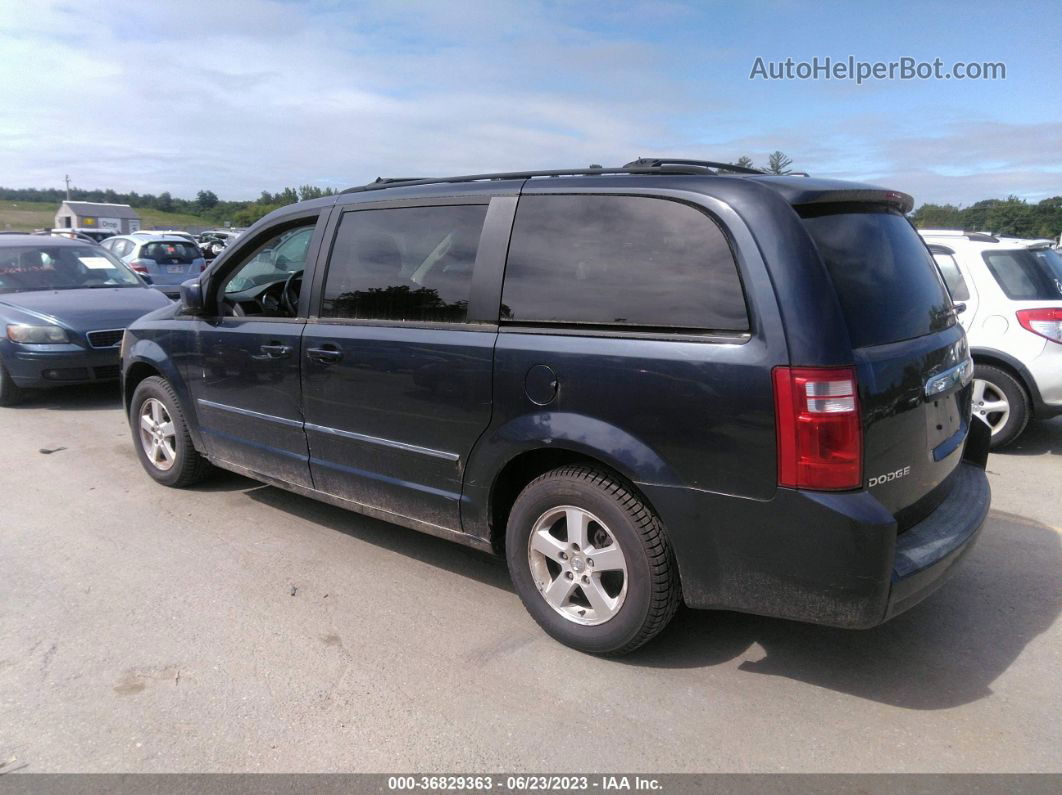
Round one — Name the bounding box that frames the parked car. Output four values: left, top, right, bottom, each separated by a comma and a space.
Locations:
197, 230, 242, 259
0, 234, 172, 405
920, 230, 1062, 447
145, 229, 197, 244
101, 233, 206, 298
122, 159, 991, 654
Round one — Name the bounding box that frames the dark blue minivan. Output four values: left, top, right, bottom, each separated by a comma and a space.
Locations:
121, 159, 991, 654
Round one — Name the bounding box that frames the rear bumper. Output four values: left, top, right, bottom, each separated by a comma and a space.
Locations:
884, 463, 990, 621
642, 458, 991, 630
2, 342, 122, 387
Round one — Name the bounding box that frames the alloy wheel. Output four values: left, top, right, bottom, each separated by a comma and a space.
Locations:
527, 505, 628, 626
138, 398, 177, 471
972, 378, 1011, 435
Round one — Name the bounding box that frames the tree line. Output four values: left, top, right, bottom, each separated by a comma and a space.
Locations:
910, 196, 1062, 239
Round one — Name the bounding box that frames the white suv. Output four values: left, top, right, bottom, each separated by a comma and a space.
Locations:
920, 230, 1062, 447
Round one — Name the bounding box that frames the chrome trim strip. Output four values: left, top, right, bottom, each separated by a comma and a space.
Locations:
196, 398, 304, 429
925, 358, 974, 398
304, 422, 460, 462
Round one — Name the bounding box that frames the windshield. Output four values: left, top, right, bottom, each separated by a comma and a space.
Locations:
0, 245, 143, 293
800, 208, 954, 347
982, 249, 1062, 300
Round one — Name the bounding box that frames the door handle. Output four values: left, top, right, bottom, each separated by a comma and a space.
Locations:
258, 344, 292, 359
306, 346, 342, 364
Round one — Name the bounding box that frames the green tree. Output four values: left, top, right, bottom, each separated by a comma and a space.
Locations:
196, 190, 219, 210
765, 151, 793, 175
910, 203, 964, 229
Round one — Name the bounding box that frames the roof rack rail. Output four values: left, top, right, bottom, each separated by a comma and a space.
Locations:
341, 165, 721, 194
623, 157, 766, 175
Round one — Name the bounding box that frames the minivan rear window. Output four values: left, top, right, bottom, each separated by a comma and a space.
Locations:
800, 208, 954, 348
983, 249, 1062, 300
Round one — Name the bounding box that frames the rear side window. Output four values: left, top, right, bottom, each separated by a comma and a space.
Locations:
983, 250, 1062, 300
140, 241, 199, 263
800, 209, 953, 348
501, 195, 748, 331
931, 252, 971, 301
320, 204, 488, 323
1032, 248, 1062, 280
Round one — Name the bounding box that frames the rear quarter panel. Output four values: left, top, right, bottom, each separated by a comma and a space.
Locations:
460, 186, 795, 594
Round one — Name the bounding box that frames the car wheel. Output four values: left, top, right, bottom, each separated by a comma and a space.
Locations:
0, 362, 26, 407
130, 376, 212, 487
506, 464, 680, 655
972, 364, 1029, 449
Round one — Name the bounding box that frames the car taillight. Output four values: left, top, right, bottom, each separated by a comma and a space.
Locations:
129, 259, 150, 274
1016, 308, 1062, 344
773, 366, 862, 491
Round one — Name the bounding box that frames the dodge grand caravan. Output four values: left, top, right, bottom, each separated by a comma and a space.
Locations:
121, 159, 992, 654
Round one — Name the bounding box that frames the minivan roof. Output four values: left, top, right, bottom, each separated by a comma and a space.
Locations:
335, 160, 915, 214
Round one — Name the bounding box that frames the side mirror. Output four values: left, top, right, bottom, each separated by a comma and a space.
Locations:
953, 302, 967, 315
139, 274, 154, 285
179, 278, 205, 314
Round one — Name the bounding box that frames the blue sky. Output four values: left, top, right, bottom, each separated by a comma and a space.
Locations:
1, 0, 1059, 205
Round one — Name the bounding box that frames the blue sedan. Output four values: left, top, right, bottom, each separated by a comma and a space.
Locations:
0, 234, 172, 405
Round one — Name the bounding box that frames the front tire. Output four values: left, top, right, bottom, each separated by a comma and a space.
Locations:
130, 376, 212, 487
0, 362, 26, 407
505, 465, 680, 655
972, 364, 1029, 449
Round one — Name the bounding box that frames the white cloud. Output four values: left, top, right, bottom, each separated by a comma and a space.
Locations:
0, 0, 1058, 206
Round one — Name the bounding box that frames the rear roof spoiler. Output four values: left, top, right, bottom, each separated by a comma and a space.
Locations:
788, 188, 914, 214
747, 177, 915, 214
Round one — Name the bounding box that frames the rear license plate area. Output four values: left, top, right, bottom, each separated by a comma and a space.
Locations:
926, 390, 965, 454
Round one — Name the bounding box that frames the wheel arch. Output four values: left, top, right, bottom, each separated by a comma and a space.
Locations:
123, 361, 162, 412
124, 339, 204, 451
485, 446, 668, 560
970, 347, 1045, 415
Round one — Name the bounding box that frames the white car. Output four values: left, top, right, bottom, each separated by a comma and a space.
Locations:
920, 230, 1062, 447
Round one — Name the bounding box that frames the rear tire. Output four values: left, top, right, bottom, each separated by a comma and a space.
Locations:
505, 465, 680, 655
972, 364, 1029, 449
0, 362, 26, 407
130, 376, 212, 487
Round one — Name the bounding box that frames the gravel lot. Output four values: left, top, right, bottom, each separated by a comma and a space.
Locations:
1, 384, 1059, 773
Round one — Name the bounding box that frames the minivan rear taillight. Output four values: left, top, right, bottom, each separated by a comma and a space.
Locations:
1016, 308, 1062, 344
128, 259, 150, 274
773, 366, 862, 491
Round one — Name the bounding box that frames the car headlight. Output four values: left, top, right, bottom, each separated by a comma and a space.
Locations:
6, 324, 70, 344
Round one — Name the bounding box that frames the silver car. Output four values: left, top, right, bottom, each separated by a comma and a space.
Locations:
101, 233, 205, 297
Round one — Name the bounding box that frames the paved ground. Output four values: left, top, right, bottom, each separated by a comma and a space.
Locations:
0, 383, 1059, 773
